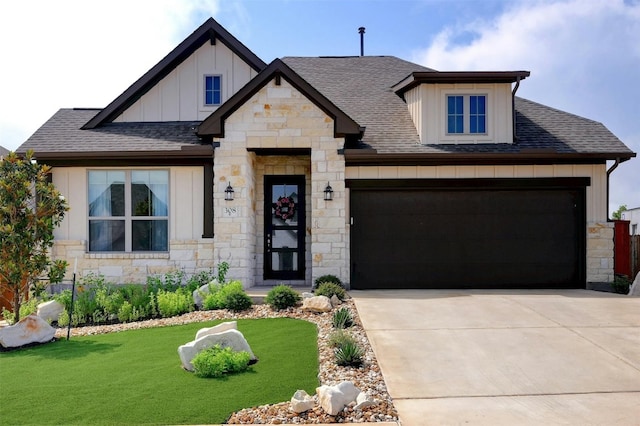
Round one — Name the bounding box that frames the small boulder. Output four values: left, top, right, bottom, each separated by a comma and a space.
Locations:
301, 292, 315, 299
178, 329, 256, 371
36, 300, 64, 323
0, 314, 56, 348
193, 280, 217, 309
195, 321, 237, 340
290, 389, 315, 413
354, 392, 377, 410
302, 295, 332, 313
316, 381, 361, 416
330, 294, 342, 307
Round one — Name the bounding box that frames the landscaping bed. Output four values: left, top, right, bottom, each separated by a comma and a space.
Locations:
56, 299, 399, 424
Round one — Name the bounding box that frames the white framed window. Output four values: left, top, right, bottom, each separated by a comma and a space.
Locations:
204, 75, 222, 106
88, 170, 169, 252
446, 94, 487, 135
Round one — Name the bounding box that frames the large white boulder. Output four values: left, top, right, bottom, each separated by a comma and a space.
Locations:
316, 381, 361, 415
0, 314, 56, 348
36, 300, 64, 323
302, 295, 333, 313
290, 389, 315, 413
178, 329, 256, 371
195, 321, 237, 340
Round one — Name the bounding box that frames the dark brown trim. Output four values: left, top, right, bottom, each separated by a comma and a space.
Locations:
343, 151, 633, 166
197, 58, 363, 139
247, 148, 311, 156
203, 163, 214, 238
37, 155, 213, 168
346, 177, 591, 190
82, 18, 267, 129
393, 71, 531, 94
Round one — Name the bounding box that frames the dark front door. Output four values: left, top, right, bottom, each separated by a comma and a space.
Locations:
264, 175, 305, 280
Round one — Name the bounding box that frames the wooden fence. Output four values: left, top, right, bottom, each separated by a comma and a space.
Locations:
632, 235, 640, 279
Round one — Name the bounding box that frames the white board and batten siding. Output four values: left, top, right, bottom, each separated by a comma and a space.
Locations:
114, 42, 258, 122
405, 83, 513, 145
51, 167, 205, 242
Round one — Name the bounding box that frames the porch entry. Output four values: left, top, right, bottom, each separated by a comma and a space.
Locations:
264, 175, 306, 280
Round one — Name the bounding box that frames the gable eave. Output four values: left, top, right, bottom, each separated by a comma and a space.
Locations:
82, 17, 267, 130
197, 58, 363, 139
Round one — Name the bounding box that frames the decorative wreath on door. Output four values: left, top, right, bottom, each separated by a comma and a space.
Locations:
273, 196, 296, 221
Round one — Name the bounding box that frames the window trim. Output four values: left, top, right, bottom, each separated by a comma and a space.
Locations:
203, 74, 222, 107
87, 169, 170, 253
439, 88, 494, 143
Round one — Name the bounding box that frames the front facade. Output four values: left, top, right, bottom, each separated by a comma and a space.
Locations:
18, 18, 635, 289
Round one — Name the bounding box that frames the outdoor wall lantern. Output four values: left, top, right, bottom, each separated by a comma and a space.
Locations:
224, 182, 235, 201
324, 182, 334, 201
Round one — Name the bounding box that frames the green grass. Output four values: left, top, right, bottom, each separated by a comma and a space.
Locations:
0, 318, 318, 425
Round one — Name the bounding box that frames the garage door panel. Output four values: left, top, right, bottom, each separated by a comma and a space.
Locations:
350, 187, 585, 290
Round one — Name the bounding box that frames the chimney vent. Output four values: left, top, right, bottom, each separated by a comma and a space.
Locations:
358, 27, 365, 56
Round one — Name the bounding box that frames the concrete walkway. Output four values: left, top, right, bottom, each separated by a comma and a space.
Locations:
351, 290, 640, 426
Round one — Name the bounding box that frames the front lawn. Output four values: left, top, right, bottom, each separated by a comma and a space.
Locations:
0, 318, 318, 425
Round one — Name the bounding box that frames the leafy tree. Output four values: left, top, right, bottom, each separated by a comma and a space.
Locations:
0, 151, 68, 322
612, 204, 628, 220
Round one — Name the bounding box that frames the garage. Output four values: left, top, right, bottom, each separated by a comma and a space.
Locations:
348, 178, 587, 290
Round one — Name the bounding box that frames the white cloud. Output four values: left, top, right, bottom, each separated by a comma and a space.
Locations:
412, 0, 640, 213
0, 0, 220, 150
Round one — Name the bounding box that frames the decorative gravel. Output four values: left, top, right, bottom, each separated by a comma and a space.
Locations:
55, 299, 398, 424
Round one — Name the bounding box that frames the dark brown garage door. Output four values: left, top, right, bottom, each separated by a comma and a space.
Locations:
349, 179, 586, 289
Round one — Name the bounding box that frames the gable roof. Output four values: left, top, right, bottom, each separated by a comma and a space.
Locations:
197, 58, 363, 139
0, 146, 9, 158
82, 18, 266, 130
19, 108, 212, 164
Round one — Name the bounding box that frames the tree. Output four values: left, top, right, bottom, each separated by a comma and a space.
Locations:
612, 204, 628, 220
0, 151, 68, 322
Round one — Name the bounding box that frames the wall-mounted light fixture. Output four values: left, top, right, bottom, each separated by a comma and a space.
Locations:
224, 182, 235, 201
324, 182, 334, 201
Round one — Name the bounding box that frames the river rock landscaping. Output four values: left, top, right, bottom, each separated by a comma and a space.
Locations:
55, 298, 399, 424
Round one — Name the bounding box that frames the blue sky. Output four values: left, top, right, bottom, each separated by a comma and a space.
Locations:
0, 0, 638, 213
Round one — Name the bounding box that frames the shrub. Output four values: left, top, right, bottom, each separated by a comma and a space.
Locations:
314, 274, 343, 289
611, 275, 631, 294
186, 270, 216, 293
146, 270, 186, 294
156, 288, 193, 318
332, 307, 354, 329
328, 329, 352, 348
19, 297, 40, 319
335, 339, 364, 367
265, 285, 301, 310
216, 261, 230, 284
191, 345, 252, 378
117, 301, 133, 323
57, 310, 69, 327
119, 284, 149, 310
223, 288, 253, 311
315, 282, 346, 301
54, 290, 73, 313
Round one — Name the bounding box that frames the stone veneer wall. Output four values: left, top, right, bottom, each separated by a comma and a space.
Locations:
52, 240, 215, 284
213, 79, 348, 288
586, 222, 614, 283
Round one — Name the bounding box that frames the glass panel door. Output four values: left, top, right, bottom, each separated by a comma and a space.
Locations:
264, 175, 305, 280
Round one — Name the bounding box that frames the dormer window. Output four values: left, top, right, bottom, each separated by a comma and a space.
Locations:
204, 75, 222, 106
447, 94, 487, 134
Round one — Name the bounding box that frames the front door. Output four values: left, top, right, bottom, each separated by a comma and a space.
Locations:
264, 175, 305, 280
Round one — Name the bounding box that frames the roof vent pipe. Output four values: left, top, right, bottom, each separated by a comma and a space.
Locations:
358, 27, 365, 56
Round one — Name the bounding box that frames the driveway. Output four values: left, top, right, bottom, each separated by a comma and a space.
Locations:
351, 290, 640, 426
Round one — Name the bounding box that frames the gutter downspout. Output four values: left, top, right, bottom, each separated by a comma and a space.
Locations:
606, 158, 621, 221
512, 76, 521, 143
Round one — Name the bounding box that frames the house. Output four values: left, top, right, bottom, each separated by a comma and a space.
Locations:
621, 208, 640, 236
0, 146, 9, 160
17, 18, 636, 290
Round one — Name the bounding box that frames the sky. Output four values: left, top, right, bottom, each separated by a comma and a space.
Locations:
0, 0, 638, 214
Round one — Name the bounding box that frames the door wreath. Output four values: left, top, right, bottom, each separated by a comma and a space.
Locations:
274, 196, 296, 221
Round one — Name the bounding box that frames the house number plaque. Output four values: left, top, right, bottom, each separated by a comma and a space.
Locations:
223, 207, 239, 218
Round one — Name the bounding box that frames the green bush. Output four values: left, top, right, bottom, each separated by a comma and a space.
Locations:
223, 287, 253, 311
54, 290, 73, 312
146, 270, 186, 294
335, 339, 364, 367
611, 275, 631, 294
156, 288, 193, 318
186, 270, 216, 293
315, 282, 346, 301
314, 274, 343, 289
117, 301, 133, 323
332, 307, 354, 329
57, 310, 69, 327
328, 329, 352, 348
19, 297, 40, 319
265, 285, 301, 310
191, 345, 252, 378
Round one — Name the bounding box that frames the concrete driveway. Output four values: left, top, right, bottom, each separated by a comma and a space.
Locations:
351, 290, 640, 426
